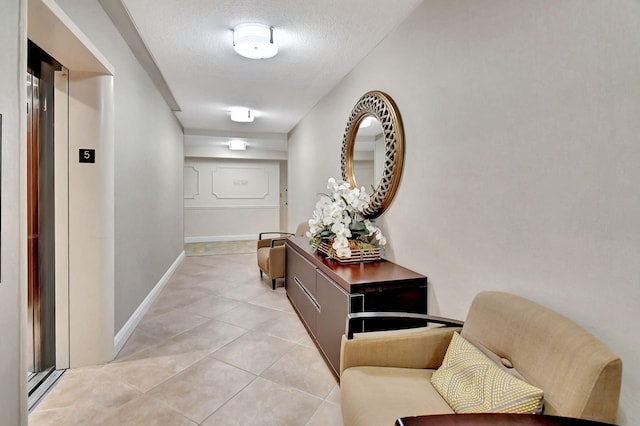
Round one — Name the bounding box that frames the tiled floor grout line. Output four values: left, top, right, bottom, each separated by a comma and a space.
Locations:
30, 252, 343, 425
196, 375, 260, 425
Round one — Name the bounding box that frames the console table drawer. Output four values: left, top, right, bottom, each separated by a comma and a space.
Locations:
286, 244, 317, 297
316, 270, 349, 373
291, 275, 318, 332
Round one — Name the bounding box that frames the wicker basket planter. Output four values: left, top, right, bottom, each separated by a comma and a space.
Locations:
317, 240, 382, 264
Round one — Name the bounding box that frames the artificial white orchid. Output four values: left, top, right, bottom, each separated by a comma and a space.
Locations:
307, 178, 386, 259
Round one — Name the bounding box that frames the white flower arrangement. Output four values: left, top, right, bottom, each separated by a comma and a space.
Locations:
307, 178, 387, 259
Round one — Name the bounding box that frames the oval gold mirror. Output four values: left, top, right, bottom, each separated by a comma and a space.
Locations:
351, 116, 384, 193
341, 91, 404, 218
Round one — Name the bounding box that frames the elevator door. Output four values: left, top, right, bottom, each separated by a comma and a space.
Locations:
27, 41, 63, 399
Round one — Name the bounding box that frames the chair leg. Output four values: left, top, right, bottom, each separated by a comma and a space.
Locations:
272, 279, 276, 290
260, 270, 263, 278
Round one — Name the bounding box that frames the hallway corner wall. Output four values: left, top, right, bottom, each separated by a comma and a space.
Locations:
67, 72, 115, 366
51, 0, 185, 335
0, 0, 28, 423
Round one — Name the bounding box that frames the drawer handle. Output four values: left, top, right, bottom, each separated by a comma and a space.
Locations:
294, 276, 320, 311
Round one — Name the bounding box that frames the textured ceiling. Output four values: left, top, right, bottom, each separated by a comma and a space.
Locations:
116, 0, 422, 143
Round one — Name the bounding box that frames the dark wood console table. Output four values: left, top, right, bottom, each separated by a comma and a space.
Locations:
285, 237, 427, 376
396, 414, 615, 426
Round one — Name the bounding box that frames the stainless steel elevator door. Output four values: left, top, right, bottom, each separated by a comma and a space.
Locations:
26, 70, 39, 374
27, 40, 61, 389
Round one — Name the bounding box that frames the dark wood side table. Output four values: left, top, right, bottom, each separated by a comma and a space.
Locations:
396, 414, 615, 426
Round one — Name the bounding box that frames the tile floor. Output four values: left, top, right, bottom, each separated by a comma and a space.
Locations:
29, 253, 343, 425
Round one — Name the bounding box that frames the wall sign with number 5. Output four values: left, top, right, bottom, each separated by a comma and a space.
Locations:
79, 149, 95, 163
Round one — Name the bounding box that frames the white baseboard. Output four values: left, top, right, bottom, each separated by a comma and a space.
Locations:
184, 234, 256, 243
114, 250, 186, 357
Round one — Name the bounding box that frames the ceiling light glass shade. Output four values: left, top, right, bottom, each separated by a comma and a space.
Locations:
233, 23, 278, 59
228, 140, 247, 150
230, 108, 254, 122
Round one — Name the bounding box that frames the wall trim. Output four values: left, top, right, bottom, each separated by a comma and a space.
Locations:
183, 165, 200, 199
211, 167, 269, 199
184, 234, 256, 243
113, 250, 185, 357
97, 0, 180, 110
184, 205, 279, 210
30, 0, 114, 74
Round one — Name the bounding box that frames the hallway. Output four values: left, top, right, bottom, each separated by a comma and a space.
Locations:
29, 253, 343, 425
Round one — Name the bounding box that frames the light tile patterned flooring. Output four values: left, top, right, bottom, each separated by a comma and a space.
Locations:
184, 241, 257, 257
29, 253, 343, 425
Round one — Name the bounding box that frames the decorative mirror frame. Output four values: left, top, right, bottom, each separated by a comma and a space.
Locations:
341, 90, 404, 218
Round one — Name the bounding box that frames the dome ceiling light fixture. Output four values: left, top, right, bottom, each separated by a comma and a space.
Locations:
230, 108, 254, 123
233, 23, 278, 59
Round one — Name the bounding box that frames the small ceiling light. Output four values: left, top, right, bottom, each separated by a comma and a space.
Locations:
233, 23, 278, 59
228, 140, 247, 151
230, 108, 254, 123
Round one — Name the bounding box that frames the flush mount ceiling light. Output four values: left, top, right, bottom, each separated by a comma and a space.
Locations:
228, 140, 247, 151
230, 108, 254, 123
233, 23, 278, 59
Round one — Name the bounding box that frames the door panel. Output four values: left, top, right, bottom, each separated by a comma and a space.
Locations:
26, 70, 39, 373
27, 40, 63, 383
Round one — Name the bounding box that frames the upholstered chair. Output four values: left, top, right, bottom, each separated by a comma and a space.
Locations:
340, 292, 622, 426
257, 222, 308, 289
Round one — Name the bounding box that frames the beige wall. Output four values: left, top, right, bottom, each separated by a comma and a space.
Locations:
0, 0, 27, 422
52, 0, 185, 334
288, 1, 640, 422
66, 71, 116, 366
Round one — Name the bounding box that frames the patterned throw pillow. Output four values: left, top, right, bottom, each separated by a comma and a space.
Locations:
431, 332, 544, 414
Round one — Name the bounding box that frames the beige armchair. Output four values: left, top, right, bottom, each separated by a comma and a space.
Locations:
340, 291, 622, 426
257, 222, 308, 289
